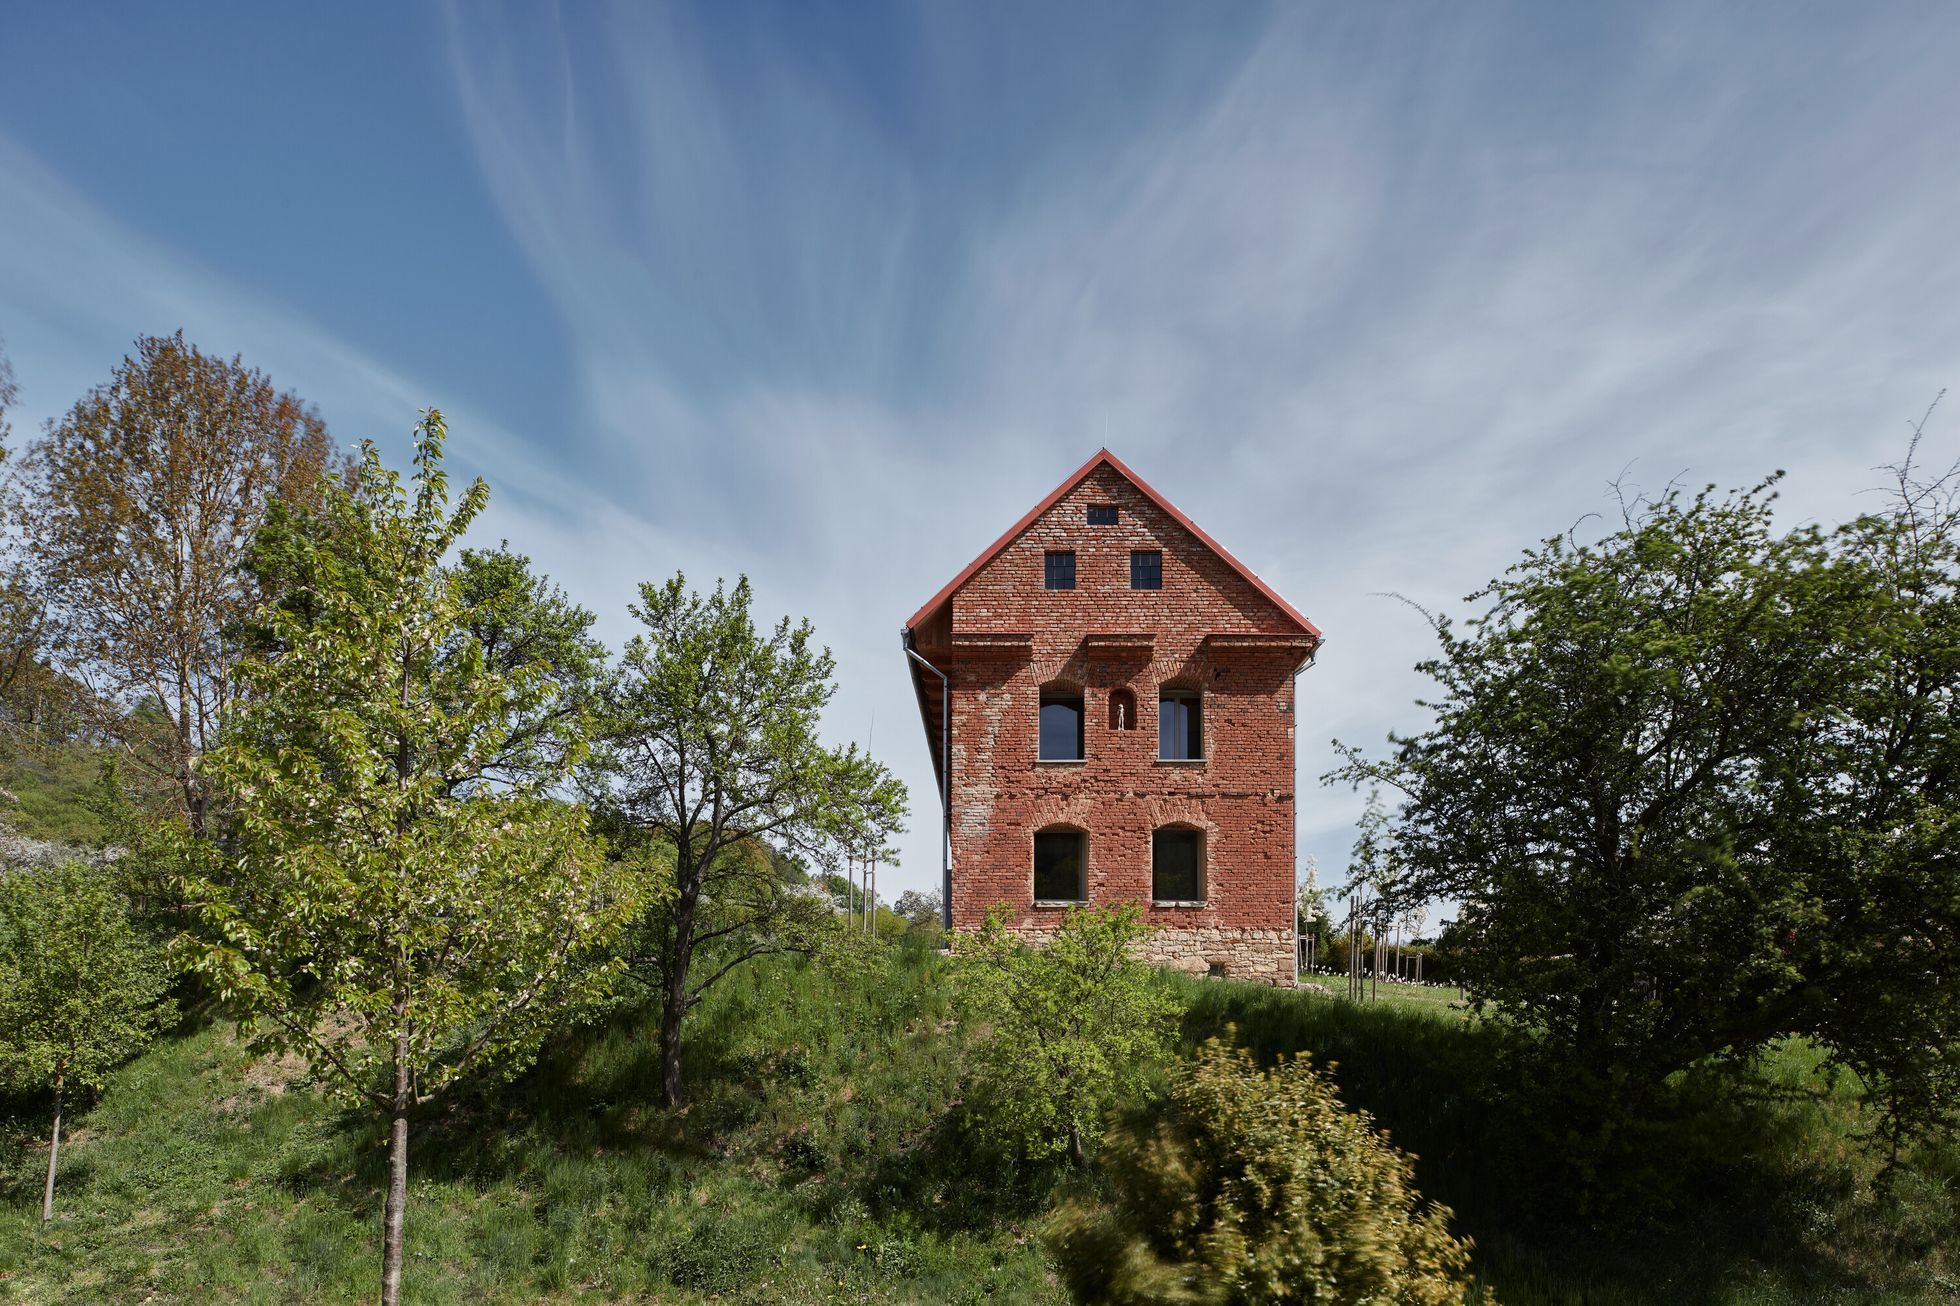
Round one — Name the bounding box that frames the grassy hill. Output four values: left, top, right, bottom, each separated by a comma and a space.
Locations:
2, 944, 1954, 1303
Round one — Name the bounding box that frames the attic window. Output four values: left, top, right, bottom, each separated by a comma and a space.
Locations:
1044, 551, 1076, 590
1087, 505, 1119, 525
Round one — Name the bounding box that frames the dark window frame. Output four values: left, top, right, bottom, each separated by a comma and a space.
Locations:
1131, 550, 1163, 590
1159, 688, 1203, 760
1040, 688, 1086, 761
1044, 550, 1077, 590
1087, 504, 1119, 525
1034, 828, 1088, 902
1152, 826, 1204, 902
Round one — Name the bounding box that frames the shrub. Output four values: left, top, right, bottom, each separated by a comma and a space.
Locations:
956, 901, 1181, 1166
1047, 1036, 1481, 1305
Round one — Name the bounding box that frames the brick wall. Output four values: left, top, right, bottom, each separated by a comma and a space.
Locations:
933, 463, 1308, 985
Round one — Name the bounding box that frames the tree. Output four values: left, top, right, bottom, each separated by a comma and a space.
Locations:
1333, 454, 1960, 1157
594, 574, 906, 1108
955, 902, 1182, 1167
1047, 1038, 1478, 1305
181, 414, 641, 1306
23, 332, 335, 833
895, 888, 943, 929
0, 860, 171, 1222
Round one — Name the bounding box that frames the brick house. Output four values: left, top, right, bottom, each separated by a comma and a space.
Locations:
901, 450, 1322, 985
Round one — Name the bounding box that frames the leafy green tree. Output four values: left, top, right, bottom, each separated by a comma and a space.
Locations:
0, 860, 171, 1222
1335, 452, 1960, 1161
1048, 1037, 1479, 1305
1789, 430, 1960, 1155
956, 902, 1182, 1166
181, 414, 642, 1306
593, 574, 905, 1108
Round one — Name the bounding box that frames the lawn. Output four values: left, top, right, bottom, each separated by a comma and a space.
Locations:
2, 944, 1954, 1303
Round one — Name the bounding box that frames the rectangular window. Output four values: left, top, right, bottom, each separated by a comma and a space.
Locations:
1131, 550, 1162, 589
1087, 504, 1119, 525
1159, 690, 1202, 760
1152, 828, 1202, 901
1044, 550, 1076, 590
1034, 830, 1087, 901
1040, 692, 1085, 760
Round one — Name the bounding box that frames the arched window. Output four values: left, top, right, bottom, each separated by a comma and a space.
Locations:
1159, 686, 1202, 760
1152, 825, 1204, 902
1040, 684, 1085, 760
1034, 827, 1088, 902
1107, 687, 1137, 731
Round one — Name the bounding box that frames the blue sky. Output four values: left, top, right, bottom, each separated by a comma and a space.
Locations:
3, 2, 1958, 903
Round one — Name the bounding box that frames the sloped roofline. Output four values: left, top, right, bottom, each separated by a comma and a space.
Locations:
903, 448, 1321, 639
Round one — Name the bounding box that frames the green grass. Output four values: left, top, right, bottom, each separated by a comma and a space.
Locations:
2, 949, 1953, 1304
0, 739, 113, 847
0, 942, 1065, 1304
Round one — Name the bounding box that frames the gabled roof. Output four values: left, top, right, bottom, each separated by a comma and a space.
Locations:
904, 448, 1320, 639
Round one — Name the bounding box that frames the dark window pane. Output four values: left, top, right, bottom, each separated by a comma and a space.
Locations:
1087, 505, 1119, 525
1045, 551, 1076, 589
1153, 828, 1201, 900
1159, 692, 1201, 759
1035, 831, 1085, 900
1041, 696, 1084, 760
1131, 551, 1162, 589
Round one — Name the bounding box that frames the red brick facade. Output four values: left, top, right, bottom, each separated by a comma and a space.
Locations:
903, 451, 1320, 985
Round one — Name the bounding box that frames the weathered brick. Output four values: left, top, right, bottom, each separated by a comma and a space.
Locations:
905, 453, 1320, 986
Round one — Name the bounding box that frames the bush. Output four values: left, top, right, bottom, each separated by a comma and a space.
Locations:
956, 901, 1182, 1166
1047, 1036, 1481, 1305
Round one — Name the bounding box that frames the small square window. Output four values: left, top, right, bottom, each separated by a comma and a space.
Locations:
1131, 551, 1163, 590
1045, 551, 1076, 590
1087, 505, 1119, 525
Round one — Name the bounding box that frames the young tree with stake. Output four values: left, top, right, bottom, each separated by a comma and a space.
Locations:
181, 415, 641, 1306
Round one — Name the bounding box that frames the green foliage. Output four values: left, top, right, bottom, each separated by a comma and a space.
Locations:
0, 860, 170, 1098
593, 572, 906, 1106
179, 413, 643, 1303
1049, 1035, 1478, 1305
184, 413, 641, 1108
955, 902, 1181, 1166
1334, 452, 1960, 1164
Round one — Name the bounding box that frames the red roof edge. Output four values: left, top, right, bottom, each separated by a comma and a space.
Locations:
903, 448, 1321, 640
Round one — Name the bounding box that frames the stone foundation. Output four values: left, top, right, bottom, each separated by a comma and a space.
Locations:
1136, 925, 1296, 986
989, 922, 1297, 987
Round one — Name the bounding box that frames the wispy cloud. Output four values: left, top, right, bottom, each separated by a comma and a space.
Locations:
5, 3, 1957, 898
436, 2, 1960, 891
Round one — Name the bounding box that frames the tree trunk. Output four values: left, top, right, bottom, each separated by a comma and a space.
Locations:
380, 1039, 410, 1306
41, 1072, 62, 1223
660, 867, 700, 1110
1068, 1120, 1087, 1169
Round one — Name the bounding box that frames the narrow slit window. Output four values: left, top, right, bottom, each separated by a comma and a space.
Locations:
1159, 690, 1202, 760
1040, 690, 1085, 760
1034, 830, 1087, 901
1152, 827, 1202, 901
1131, 550, 1162, 590
1045, 550, 1076, 590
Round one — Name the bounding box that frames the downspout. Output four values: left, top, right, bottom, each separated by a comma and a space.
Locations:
905, 639, 953, 932
1292, 635, 1322, 980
